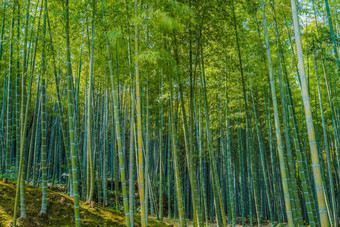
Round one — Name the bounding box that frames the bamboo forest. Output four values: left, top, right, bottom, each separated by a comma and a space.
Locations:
0, 0, 340, 226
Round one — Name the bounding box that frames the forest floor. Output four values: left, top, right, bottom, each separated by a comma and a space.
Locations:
0, 180, 167, 227
0, 180, 294, 227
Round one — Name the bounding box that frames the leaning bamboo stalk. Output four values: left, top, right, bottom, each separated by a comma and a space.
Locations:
314, 52, 337, 226
290, 0, 330, 226
262, 0, 294, 224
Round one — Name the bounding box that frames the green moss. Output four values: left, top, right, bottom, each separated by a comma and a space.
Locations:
0, 181, 167, 227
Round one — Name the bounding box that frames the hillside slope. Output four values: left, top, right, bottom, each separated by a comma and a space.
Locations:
0, 180, 167, 227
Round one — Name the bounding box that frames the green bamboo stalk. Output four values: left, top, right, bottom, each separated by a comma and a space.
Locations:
86, 0, 96, 203
263, 87, 282, 226
14, 0, 20, 174
145, 75, 150, 226
12, 2, 35, 220
323, 0, 340, 79
322, 62, 340, 184
159, 72, 164, 220
0, 74, 8, 176
267, 1, 304, 223
26, 80, 40, 181
40, 78, 47, 213
65, 0, 81, 225
19, 0, 30, 215
247, 99, 261, 226
177, 64, 202, 226
244, 96, 254, 227
262, 0, 294, 224
195, 94, 208, 225
129, 87, 135, 226
250, 84, 274, 226
170, 76, 185, 227
32, 92, 42, 186
101, 0, 130, 225
167, 112, 172, 219
12, 58, 34, 227
236, 116, 245, 225
290, 0, 330, 226
47, 4, 73, 196
4, 0, 15, 181
285, 76, 318, 225
40, 0, 48, 213
134, 0, 146, 225
314, 52, 337, 226
200, 45, 227, 226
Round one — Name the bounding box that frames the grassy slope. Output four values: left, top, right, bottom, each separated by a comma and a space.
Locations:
0, 180, 167, 227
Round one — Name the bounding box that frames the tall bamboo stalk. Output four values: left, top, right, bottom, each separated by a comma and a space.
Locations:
65, 0, 81, 225
40, 0, 48, 213
86, 0, 96, 203
170, 75, 185, 227
101, 0, 131, 225
134, 0, 146, 225
262, 0, 294, 224
290, 0, 330, 226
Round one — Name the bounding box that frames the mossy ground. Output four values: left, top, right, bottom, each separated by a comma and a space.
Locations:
0, 180, 306, 227
0, 180, 167, 227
